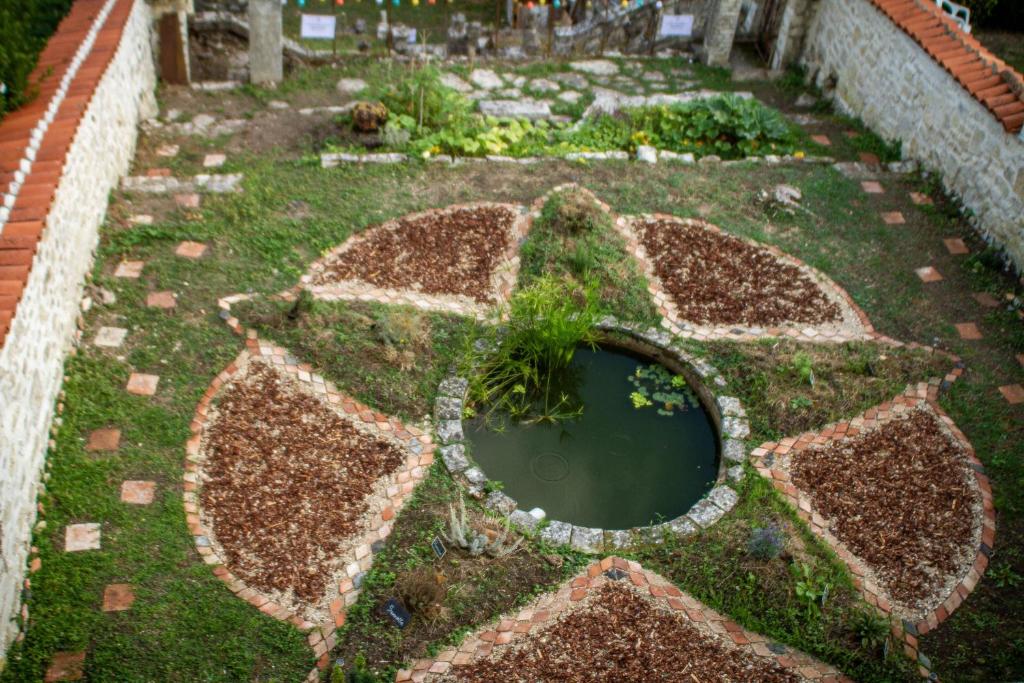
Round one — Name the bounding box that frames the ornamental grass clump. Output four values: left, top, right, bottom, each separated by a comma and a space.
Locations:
466, 276, 601, 423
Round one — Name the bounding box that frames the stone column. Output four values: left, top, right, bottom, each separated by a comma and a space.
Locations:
702, 0, 743, 68
249, 0, 283, 85
770, 0, 816, 70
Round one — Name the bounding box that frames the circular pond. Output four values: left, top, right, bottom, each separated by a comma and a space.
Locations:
466, 344, 720, 530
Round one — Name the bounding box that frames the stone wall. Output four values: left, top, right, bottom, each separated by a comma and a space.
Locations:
0, 0, 156, 657
546, 0, 709, 57
801, 0, 1024, 268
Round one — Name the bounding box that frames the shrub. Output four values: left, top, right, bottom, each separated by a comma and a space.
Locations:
747, 525, 786, 561
0, 0, 73, 120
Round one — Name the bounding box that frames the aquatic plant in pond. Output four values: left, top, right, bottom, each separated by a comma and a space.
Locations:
627, 363, 700, 417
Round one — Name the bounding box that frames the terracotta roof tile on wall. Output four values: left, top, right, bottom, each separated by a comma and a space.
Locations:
870, 0, 1024, 133
0, 0, 134, 348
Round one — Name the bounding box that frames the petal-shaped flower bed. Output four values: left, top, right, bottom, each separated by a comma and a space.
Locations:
618, 215, 872, 342
302, 204, 529, 316
402, 558, 843, 682
185, 338, 435, 630
751, 384, 993, 628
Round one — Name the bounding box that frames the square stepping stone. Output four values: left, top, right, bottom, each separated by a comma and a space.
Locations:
915, 266, 943, 283
972, 292, 1000, 308
909, 191, 933, 205
811, 134, 831, 146
102, 583, 136, 612
858, 152, 880, 164
121, 480, 155, 505
998, 384, 1024, 404
175, 193, 201, 209
175, 241, 207, 259
203, 153, 226, 168
94, 326, 127, 348
128, 214, 153, 226
155, 144, 179, 157
944, 238, 969, 255
86, 428, 120, 452
146, 291, 176, 309
113, 260, 144, 278
65, 523, 101, 552
126, 373, 159, 396
45, 651, 86, 682
146, 168, 171, 178
861, 180, 884, 194
954, 322, 982, 340
881, 211, 905, 225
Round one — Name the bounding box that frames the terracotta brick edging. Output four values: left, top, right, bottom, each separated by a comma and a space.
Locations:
399, 556, 850, 682
750, 373, 994, 680
298, 202, 531, 319
185, 298, 436, 675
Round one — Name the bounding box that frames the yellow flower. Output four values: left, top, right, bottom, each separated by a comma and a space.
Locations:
794, 150, 805, 159
421, 150, 432, 159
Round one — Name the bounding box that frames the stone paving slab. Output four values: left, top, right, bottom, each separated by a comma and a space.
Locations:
399, 557, 848, 682
65, 523, 101, 552
101, 583, 135, 612
44, 651, 85, 682
94, 326, 127, 348
86, 428, 120, 452
120, 480, 155, 504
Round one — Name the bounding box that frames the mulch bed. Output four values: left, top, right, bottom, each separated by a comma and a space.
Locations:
635, 218, 841, 326
790, 409, 978, 609
444, 583, 801, 683
201, 363, 405, 604
314, 205, 518, 303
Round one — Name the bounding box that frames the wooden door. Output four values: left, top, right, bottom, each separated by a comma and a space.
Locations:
159, 12, 188, 85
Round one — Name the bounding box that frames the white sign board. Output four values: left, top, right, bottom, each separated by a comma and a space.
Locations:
407, 28, 417, 44
659, 14, 694, 38
300, 14, 337, 40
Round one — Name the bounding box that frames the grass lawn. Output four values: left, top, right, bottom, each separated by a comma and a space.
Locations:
1, 60, 1021, 683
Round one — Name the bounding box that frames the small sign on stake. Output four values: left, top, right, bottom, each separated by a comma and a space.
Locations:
659, 14, 694, 38
431, 536, 447, 560
300, 13, 337, 39
382, 598, 411, 628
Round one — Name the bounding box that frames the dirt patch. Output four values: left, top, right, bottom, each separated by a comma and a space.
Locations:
635, 217, 841, 326
442, 582, 802, 683
790, 408, 980, 614
313, 205, 519, 303
201, 362, 405, 605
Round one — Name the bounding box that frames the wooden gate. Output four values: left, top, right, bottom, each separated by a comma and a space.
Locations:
159, 12, 188, 85
756, 0, 786, 62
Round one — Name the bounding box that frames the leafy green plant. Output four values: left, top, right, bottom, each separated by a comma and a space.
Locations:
792, 563, 831, 615
0, 0, 73, 119
792, 352, 816, 387
465, 276, 601, 423
849, 607, 891, 652
626, 364, 700, 416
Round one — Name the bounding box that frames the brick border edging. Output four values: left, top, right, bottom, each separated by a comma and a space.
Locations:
750, 375, 994, 680
399, 556, 850, 682
298, 202, 530, 319
184, 302, 436, 676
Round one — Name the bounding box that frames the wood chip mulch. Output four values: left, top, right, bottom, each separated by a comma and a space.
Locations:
201, 363, 405, 603
444, 583, 801, 683
314, 206, 517, 303
635, 218, 842, 326
790, 409, 979, 608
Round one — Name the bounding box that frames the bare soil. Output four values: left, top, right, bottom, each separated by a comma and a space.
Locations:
201, 362, 405, 603
442, 582, 802, 683
314, 205, 518, 303
790, 408, 979, 610
636, 217, 842, 326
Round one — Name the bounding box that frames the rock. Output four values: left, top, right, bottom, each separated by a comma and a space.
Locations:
543, 553, 564, 568
268, 100, 290, 109
435, 396, 462, 421
509, 509, 540, 532
165, 108, 182, 121
436, 420, 464, 444
716, 396, 745, 418
727, 465, 745, 483
722, 416, 750, 439
352, 101, 388, 132
495, 88, 522, 99
795, 93, 817, 108
528, 507, 546, 521
642, 71, 666, 82
720, 438, 745, 464
485, 491, 517, 515
469, 68, 504, 90
605, 529, 633, 549
194, 173, 244, 193
636, 145, 657, 164
570, 526, 604, 553
512, 76, 527, 88
439, 444, 470, 473
438, 376, 468, 399
551, 72, 589, 89
706, 485, 739, 514
557, 90, 581, 103
570, 59, 619, 76
96, 287, 116, 306
687, 498, 725, 528
336, 78, 368, 96
530, 78, 560, 93
478, 99, 551, 120
762, 184, 803, 214
668, 516, 698, 537
539, 520, 572, 546
440, 72, 474, 93
191, 113, 216, 130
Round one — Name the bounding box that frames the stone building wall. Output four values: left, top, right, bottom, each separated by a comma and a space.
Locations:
549, 0, 709, 57
801, 0, 1024, 268
0, 0, 156, 657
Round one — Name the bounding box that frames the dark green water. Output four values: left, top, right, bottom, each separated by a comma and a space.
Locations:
467, 345, 719, 530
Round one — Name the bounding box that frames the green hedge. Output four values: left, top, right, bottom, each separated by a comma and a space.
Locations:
0, 0, 73, 120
